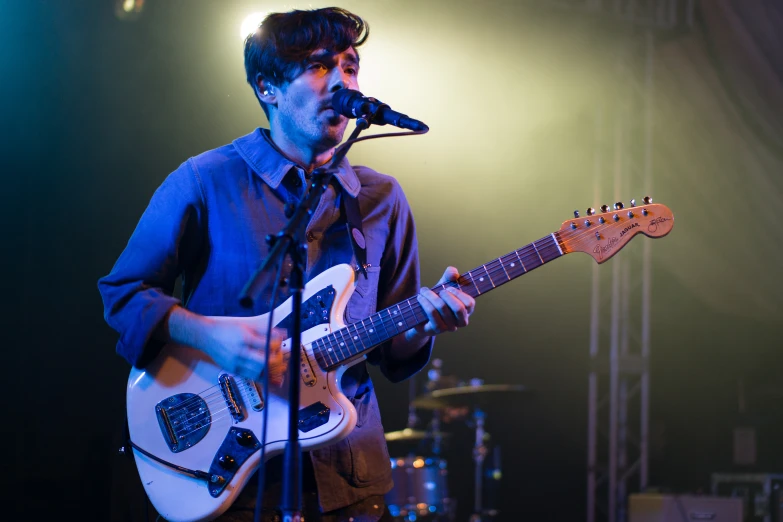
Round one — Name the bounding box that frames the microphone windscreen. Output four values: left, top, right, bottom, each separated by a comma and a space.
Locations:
331, 89, 364, 118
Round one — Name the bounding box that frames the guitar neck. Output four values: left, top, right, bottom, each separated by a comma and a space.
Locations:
312, 233, 565, 370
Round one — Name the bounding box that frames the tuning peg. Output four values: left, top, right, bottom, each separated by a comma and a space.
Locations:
600, 204, 610, 213
614, 201, 624, 210
574, 210, 580, 218
643, 196, 652, 204
587, 208, 595, 216
630, 199, 636, 207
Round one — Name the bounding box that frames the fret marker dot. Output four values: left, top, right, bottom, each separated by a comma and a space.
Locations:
328, 348, 333, 352
393, 310, 398, 315
398, 322, 403, 327
340, 342, 345, 346
369, 329, 374, 333
353, 336, 358, 340
510, 263, 515, 267
479, 277, 484, 282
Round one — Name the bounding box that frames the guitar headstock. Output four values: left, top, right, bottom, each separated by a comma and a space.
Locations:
558, 197, 673, 263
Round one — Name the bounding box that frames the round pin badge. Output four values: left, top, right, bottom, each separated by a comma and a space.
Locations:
351, 228, 366, 249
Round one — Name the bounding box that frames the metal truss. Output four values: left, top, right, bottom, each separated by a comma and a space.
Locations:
532, 1, 695, 521
582, 3, 694, 522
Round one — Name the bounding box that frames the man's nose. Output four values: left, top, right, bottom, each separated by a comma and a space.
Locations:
328, 69, 354, 92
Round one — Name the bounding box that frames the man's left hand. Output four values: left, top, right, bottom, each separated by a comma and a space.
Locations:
407, 266, 476, 341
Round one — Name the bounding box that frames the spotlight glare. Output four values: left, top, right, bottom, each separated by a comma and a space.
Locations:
115, 0, 144, 19
240, 13, 266, 40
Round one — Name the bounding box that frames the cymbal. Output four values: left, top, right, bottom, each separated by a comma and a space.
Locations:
384, 428, 451, 442
411, 383, 530, 410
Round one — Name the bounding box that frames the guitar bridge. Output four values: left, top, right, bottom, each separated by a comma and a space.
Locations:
155, 393, 211, 453
218, 374, 244, 421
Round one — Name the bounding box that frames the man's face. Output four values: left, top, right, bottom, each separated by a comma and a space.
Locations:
274, 48, 360, 151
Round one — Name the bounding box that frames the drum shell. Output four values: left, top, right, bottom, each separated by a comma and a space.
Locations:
385, 456, 449, 517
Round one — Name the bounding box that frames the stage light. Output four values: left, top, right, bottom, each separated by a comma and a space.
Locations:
240, 12, 266, 40
115, 0, 144, 20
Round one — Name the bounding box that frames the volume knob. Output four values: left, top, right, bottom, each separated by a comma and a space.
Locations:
218, 455, 236, 469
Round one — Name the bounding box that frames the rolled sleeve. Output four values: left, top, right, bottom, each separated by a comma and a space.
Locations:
97, 160, 205, 367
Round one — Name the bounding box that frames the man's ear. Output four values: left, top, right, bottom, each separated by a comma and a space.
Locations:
255, 74, 278, 105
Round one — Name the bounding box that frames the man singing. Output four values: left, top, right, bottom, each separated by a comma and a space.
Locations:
99, 7, 475, 521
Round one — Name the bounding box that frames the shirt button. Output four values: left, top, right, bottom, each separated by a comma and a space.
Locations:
307, 231, 316, 242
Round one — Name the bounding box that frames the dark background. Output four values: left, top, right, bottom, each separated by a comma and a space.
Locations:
3, 0, 783, 521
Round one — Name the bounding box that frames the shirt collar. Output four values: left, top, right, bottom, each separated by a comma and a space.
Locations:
232, 128, 361, 197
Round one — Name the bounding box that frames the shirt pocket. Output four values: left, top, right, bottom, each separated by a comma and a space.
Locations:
345, 265, 381, 324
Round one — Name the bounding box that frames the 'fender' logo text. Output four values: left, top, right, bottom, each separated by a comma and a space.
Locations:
593, 237, 620, 261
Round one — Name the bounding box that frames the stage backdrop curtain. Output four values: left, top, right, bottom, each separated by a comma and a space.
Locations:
651, 0, 783, 321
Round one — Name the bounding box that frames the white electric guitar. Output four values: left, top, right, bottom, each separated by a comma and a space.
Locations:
126, 199, 673, 522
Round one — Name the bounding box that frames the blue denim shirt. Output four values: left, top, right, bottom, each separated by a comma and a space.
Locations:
98, 128, 433, 512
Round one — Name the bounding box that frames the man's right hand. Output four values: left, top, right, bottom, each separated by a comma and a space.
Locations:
159, 306, 286, 385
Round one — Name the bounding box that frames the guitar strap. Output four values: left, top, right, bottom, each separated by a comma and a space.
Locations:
340, 187, 369, 280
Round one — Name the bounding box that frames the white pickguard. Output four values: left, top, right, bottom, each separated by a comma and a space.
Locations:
126, 264, 363, 522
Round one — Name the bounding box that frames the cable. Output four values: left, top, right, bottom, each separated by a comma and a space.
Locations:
253, 257, 285, 522
127, 440, 224, 485
333, 128, 427, 160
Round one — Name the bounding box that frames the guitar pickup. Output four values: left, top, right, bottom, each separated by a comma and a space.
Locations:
300, 349, 317, 387
281, 340, 318, 387
220, 375, 266, 416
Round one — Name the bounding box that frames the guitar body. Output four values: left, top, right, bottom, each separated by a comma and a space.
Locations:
124, 199, 673, 522
126, 264, 362, 522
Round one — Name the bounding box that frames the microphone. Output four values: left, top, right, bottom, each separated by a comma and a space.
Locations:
332, 89, 429, 132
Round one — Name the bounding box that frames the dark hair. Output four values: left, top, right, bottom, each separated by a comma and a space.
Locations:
244, 7, 369, 112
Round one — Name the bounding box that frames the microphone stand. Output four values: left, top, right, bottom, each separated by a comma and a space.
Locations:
239, 116, 371, 522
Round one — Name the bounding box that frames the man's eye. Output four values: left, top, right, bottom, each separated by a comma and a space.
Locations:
309, 63, 326, 71
345, 67, 357, 76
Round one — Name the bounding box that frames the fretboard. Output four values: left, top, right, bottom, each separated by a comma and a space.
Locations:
312, 233, 564, 371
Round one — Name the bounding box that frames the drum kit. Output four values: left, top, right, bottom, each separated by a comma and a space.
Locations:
383, 359, 531, 522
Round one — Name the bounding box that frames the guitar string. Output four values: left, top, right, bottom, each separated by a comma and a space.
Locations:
164, 381, 261, 423
312, 220, 641, 366
158, 216, 644, 429
313, 231, 632, 366
165, 221, 624, 384
161, 376, 265, 416
156, 228, 648, 444
171, 251, 571, 437
163, 381, 261, 426
167, 394, 232, 431
312, 239, 565, 365
314, 264, 552, 366
167, 384, 267, 439
173, 406, 237, 440
173, 387, 285, 440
